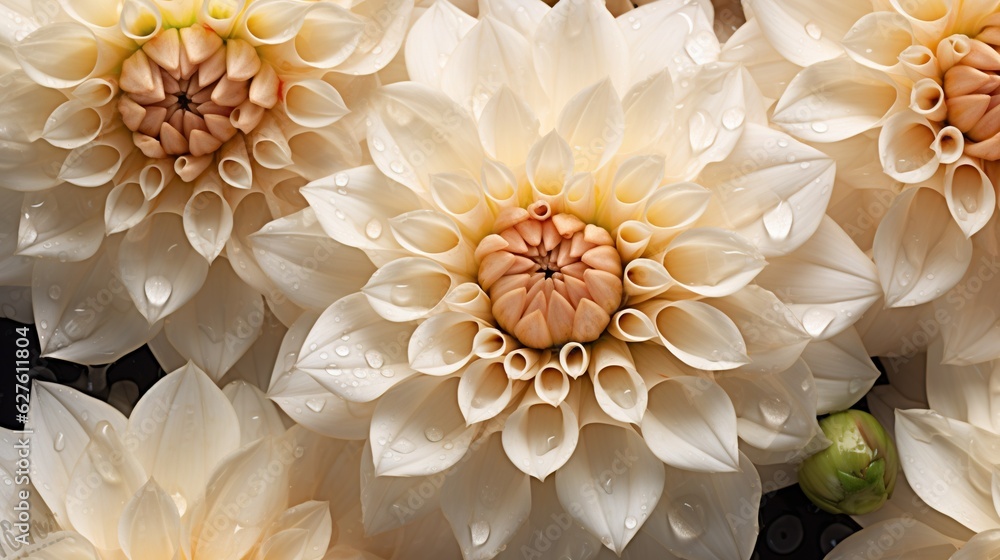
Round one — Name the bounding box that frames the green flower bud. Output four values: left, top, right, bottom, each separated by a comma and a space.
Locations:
798, 410, 899, 515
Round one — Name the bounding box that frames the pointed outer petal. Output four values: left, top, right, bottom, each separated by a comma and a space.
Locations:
31, 244, 159, 364
59, 127, 134, 187
65, 422, 147, 551
896, 409, 1000, 532
269, 367, 375, 440
440, 433, 531, 560
641, 376, 740, 472
756, 217, 880, 341
554, 424, 664, 555
295, 293, 418, 402
388, 209, 475, 273
526, 131, 574, 202
163, 259, 262, 380
0, 71, 67, 144
925, 339, 1000, 432
554, 79, 625, 172
492, 478, 603, 560
332, 0, 413, 74
699, 124, 835, 257
17, 184, 105, 262
282, 79, 349, 128
221, 381, 286, 446
4, 532, 102, 558
772, 58, 903, 143
830, 520, 954, 560
0, 287, 33, 324
944, 158, 996, 237
0, 135, 66, 191
587, 337, 648, 424
182, 184, 233, 263
937, 252, 1000, 366
440, 16, 542, 118
478, 86, 541, 166
282, 426, 357, 519
706, 286, 811, 373
405, 0, 477, 87
369, 376, 477, 477
646, 451, 761, 560
300, 165, 421, 262
800, 328, 881, 414
257, 504, 332, 560
26, 381, 127, 528
119, 213, 210, 323
368, 83, 484, 193
502, 395, 580, 480
118, 479, 182, 560
878, 111, 946, 184
458, 358, 515, 424
362, 257, 452, 323
647, 299, 749, 370
189, 437, 291, 560
41, 99, 109, 149
619, 69, 674, 155
716, 359, 819, 453
661, 228, 765, 297
533, 0, 628, 113
743, 0, 869, 66
106, 180, 154, 235
873, 187, 973, 307
224, 193, 281, 299
841, 12, 914, 72
285, 124, 361, 182
126, 363, 240, 514
0, 190, 32, 285
359, 441, 442, 535
719, 18, 801, 104
620, 0, 718, 86
866, 385, 925, 440
13, 22, 107, 89
408, 311, 481, 375
250, 208, 375, 311
429, 171, 493, 240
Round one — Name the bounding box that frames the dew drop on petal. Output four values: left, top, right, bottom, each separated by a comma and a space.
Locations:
306, 398, 325, 413
763, 200, 793, 241
53, 432, 65, 452
469, 520, 490, 546
625, 516, 638, 530
805, 21, 823, 40
144, 276, 172, 307
335, 345, 350, 357
48, 286, 61, 300
721, 107, 745, 131
667, 500, 705, 540
365, 219, 382, 239
390, 437, 416, 454
424, 426, 443, 442
801, 306, 837, 337
758, 396, 791, 426
335, 173, 349, 187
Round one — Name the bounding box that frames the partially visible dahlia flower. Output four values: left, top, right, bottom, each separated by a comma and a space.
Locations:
737, 0, 1000, 363
0, 362, 457, 559
261, 0, 885, 556
0, 0, 411, 377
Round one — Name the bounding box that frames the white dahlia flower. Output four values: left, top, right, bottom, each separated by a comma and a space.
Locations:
0, 0, 412, 377
259, 0, 885, 556
736, 0, 1000, 363
0, 362, 457, 559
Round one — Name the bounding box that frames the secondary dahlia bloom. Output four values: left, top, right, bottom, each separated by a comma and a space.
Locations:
736, 0, 1000, 361
0, 0, 411, 374
0, 362, 457, 559
259, 0, 884, 556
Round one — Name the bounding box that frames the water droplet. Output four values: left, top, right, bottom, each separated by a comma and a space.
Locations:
389, 160, 405, 174
811, 121, 829, 133
390, 437, 416, 454
424, 426, 443, 442
53, 432, 65, 452
47, 286, 61, 300
335, 345, 350, 357
469, 520, 490, 546
600, 473, 614, 494
171, 492, 188, 517
306, 398, 325, 413
848, 377, 868, 393
805, 21, 823, 40
667, 501, 705, 540
365, 219, 382, 239
625, 516, 638, 530
758, 396, 792, 426
144, 276, 172, 307
721, 107, 745, 130
365, 350, 384, 368
801, 307, 837, 337
371, 137, 385, 151
688, 110, 718, 153
763, 200, 793, 241
334, 173, 349, 187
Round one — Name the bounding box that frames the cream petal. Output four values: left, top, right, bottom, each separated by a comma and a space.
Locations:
26, 381, 127, 529
699, 124, 835, 257
555, 79, 624, 172
269, 365, 375, 440
525, 130, 574, 203
755, 216, 881, 340
615, 220, 651, 262
200, 0, 247, 37
937, 251, 1000, 365
164, 260, 264, 380
563, 171, 597, 222
535, 359, 570, 406
248, 113, 291, 169
118, 213, 210, 323
772, 57, 902, 142
800, 328, 881, 414
944, 157, 995, 237
827, 520, 956, 560
608, 308, 658, 343
900, 45, 941, 81
287, 124, 360, 182
283, 79, 350, 128
554, 424, 664, 555
408, 311, 481, 376
332, 0, 412, 75
621, 0, 718, 85
258, 501, 333, 560
601, 154, 664, 226
879, 111, 945, 184
369, 376, 477, 476
218, 136, 252, 189
661, 228, 765, 298
896, 409, 1000, 532
533, 0, 628, 113
17, 184, 105, 262
222, 381, 286, 446
440, 16, 541, 118
362, 257, 452, 322
441, 433, 532, 560
646, 452, 761, 560
502, 395, 579, 480
491, 477, 602, 560
404, 0, 477, 88
0, 136, 67, 191
707, 286, 812, 372
744, 0, 869, 65
647, 299, 749, 370
31, 242, 160, 363
478, 86, 541, 167
890, 0, 956, 43
0, 190, 32, 283
262, 4, 363, 69
126, 362, 240, 514
182, 183, 233, 263
873, 186, 973, 307
235, 0, 312, 45
65, 422, 148, 551
925, 339, 1000, 432
841, 11, 914, 72
641, 376, 740, 472
620, 69, 673, 155
118, 479, 182, 560
14, 22, 104, 88
719, 18, 800, 105
641, 182, 712, 247
910, 78, 948, 122
59, 127, 133, 187
3, 532, 102, 559
120, 0, 163, 42
139, 159, 175, 200
225, 193, 281, 297
360, 441, 442, 535
295, 293, 418, 402
457, 358, 515, 424
429, 172, 493, 240
368, 83, 484, 193
0, 71, 66, 143
251, 208, 376, 311
588, 337, 647, 424
41, 99, 108, 149
389, 209, 475, 273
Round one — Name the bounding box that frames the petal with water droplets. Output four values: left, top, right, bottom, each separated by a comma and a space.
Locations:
118, 479, 182, 560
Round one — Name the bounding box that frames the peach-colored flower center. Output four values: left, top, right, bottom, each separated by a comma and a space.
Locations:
475, 201, 623, 349
117, 25, 279, 181
941, 28, 1000, 160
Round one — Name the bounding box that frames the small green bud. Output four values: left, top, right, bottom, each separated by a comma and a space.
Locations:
798, 410, 899, 515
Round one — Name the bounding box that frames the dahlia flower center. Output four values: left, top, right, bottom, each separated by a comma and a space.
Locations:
475, 201, 623, 349
116, 25, 279, 180
941, 31, 1000, 160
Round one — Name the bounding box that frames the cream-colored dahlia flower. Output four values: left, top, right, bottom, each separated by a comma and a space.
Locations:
0, 0, 411, 376
0, 362, 456, 559
260, 0, 885, 556
737, 0, 1000, 363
